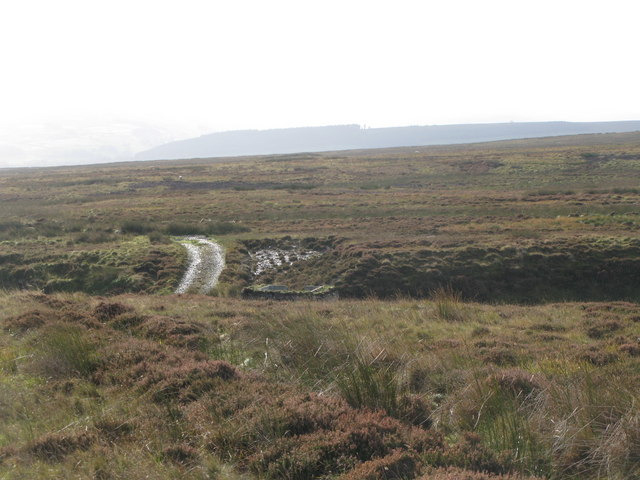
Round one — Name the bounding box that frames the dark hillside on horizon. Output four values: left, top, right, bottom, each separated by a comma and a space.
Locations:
135, 120, 640, 160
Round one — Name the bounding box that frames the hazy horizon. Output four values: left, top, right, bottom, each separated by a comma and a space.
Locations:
3, 119, 640, 169
2, 0, 640, 168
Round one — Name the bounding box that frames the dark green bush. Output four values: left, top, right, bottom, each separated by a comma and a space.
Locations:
164, 222, 249, 236
120, 221, 153, 234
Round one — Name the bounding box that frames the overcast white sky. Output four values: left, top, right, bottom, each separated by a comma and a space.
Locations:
1, 0, 639, 167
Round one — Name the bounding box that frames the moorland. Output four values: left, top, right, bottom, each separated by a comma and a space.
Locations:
1, 132, 640, 479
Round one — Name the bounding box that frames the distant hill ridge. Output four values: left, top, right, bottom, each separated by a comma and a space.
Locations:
135, 121, 640, 161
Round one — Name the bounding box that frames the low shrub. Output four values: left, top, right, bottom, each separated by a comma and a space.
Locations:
585, 320, 623, 339
482, 348, 519, 367
247, 409, 437, 479
148, 360, 239, 403
93, 337, 205, 386
418, 466, 543, 479
94, 417, 136, 442
619, 343, 640, 356
164, 221, 250, 236
3, 310, 48, 333
147, 230, 170, 243
120, 220, 154, 234
339, 449, 419, 480
162, 444, 199, 465
194, 383, 443, 479
133, 315, 210, 350
578, 346, 619, 366
428, 432, 515, 475
108, 312, 147, 330
93, 301, 133, 322
27, 431, 95, 462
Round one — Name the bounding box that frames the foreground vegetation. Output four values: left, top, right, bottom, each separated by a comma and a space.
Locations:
1, 292, 639, 479
2, 132, 640, 478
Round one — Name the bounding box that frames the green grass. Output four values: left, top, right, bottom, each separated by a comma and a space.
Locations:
33, 324, 99, 378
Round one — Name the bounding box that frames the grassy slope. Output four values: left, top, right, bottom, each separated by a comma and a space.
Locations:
1, 292, 639, 479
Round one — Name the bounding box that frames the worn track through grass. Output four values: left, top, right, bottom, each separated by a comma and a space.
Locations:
175, 236, 225, 294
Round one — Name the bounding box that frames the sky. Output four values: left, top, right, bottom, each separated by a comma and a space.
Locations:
1, 0, 639, 167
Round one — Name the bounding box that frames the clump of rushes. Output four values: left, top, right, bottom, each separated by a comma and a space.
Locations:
336, 350, 402, 416
32, 324, 99, 378
431, 286, 467, 322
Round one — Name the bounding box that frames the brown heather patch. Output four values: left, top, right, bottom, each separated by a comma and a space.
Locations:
27, 292, 72, 309
619, 343, 640, 356
57, 306, 103, 329
427, 432, 513, 475
3, 293, 640, 478
93, 336, 208, 386
584, 319, 623, 339
108, 311, 147, 330
3, 309, 48, 333
473, 340, 515, 350
531, 333, 564, 342
433, 339, 464, 350
191, 385, 443, 479
398, 393, 434, 428
246, 415, 434, 480
132, 314, 210, 350
578, 345, 620, 366
147, 359, 239, 403
5, 302, 103, 332
0, 446, 17, 465
528, 322, 566, 333
93, 417, 136, 442
418, 466, 542, 479
92, 301, 133, 322
481, 347, 519, 367
252, 392, 358, 435
471, 326, 491, 337
339, 449, 419, 480
487, 369, 549, 400
582, 302, 640, 316
26, 431, 95, 462
162, 444, 200, 466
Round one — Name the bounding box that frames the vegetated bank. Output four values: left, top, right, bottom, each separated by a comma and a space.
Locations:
246, 236, 640, 303
241, 284, 337, 300
0, 235, 185, 295
5, 231, 640, 304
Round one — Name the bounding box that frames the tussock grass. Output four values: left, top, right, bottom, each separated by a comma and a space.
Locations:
1, 292, 639, 478
32, 324, 99, 378
431, 286, 468, 322
335, 347, 403, 416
